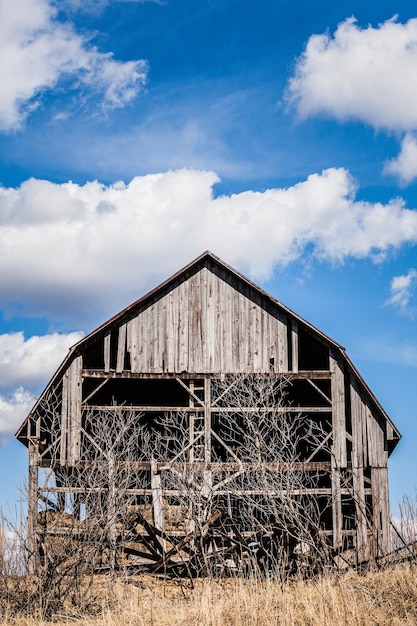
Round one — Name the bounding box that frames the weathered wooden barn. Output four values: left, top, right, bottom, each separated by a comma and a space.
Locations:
16, 251, 400, 574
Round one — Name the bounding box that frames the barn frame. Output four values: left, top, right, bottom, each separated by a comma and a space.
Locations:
16, 251, 400, 575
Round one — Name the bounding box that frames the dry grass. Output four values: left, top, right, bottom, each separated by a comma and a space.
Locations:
2, 563, 417, 626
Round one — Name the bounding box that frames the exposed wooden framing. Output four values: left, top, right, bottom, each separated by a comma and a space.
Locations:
175, 377, 204, 406
306, 378, 331, 404
39, 486, 369, 498
38, 460, 334, 473
331, 457, 342, 549
81, 377, 110, 405
151, 460, 165, 551
83, 404, 333, 413
82, 369, 332, 380
305, 432, 332, 463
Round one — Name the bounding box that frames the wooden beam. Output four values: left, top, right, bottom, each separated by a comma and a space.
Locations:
81, 369, 332, 380
116, 324, 127, 373
330, 351, 347, 468
151, 460, 165, 552
104, 332, 111, 373
291, 320, 299, 373
27, 442, 39, 575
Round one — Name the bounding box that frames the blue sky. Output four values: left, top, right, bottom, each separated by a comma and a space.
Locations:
0, 0, 416, 519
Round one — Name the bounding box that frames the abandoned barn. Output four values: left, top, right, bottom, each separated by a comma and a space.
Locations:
16, 251, 401, 575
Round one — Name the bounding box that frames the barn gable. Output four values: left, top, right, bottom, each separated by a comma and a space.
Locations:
16, 251, 401, 572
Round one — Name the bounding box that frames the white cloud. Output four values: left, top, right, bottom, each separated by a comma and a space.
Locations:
385, 269, 417, 313
286, 16, 417, 132
0, 0, 148, 131
0, 168, 417, 321
0, 331, 84, 440
0, 388, 37, 443
384, 134, 417, 184
0, 331, 84, 388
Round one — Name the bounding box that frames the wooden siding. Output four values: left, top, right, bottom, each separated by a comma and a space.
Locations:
60, 355, 82, 465
124, 267, 289, 374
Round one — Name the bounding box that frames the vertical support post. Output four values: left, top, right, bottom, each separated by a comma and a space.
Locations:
27, 440, 39, 575
151, 460, 166, 552
107, 452, 117, 572
331, 456, 342, 551
204, 377, 211, 465
202, 377, 212, 514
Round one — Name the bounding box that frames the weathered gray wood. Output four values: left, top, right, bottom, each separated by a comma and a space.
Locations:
27, 442, 39, 575
277, 313, 288, 373
60, 367, 69, 465
291, 320, 299, 373
352, 466, 368, 562
331, 458, 342, 549
151, 460, 166, 552
330, 351, 347, 468
372, 466, 390, 556
104, 331, 111, 373
21, 257, 398, 571
117, 271, 293, 374
116, 323, 126, 373
60, 356, 82, 465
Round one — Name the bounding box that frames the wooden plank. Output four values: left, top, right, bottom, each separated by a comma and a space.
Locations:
352, 466, 368, 562
277, 313, 288, 373
330, 352, 347, 468
151, 510, 221, 573
178, 279, 189, 372
81, 369, 332, 379
127, 317, 138, 373
291, 320, 299, 373
253, 302, 262, 372
116, 323, 127, 373
151, 461, 165, 535
85, 404, 332, 413
331, 458, 342, 549
201, 268, 211, 370
103, 331, 111, 373
60, 367, 69, 465
68, 355, 82, 465
27, 442, 39, 575
238, 288, 248, 372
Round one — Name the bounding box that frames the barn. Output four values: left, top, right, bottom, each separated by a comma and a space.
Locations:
16, 251, 400, 575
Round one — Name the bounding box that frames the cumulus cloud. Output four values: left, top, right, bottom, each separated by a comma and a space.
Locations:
0, 331, 84, 388
385, 269, 417, 313
287, 16, 417, 131
0, 0, 148, 131
0, 331, 84, 440
0, 168, 417, 321
384, 134, 417, 184
0, 388, 37, 443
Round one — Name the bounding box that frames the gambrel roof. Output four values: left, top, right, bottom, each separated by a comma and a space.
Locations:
16, 251, 401, 449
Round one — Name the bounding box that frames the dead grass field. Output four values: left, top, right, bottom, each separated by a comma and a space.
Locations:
2, 563, 417, 626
